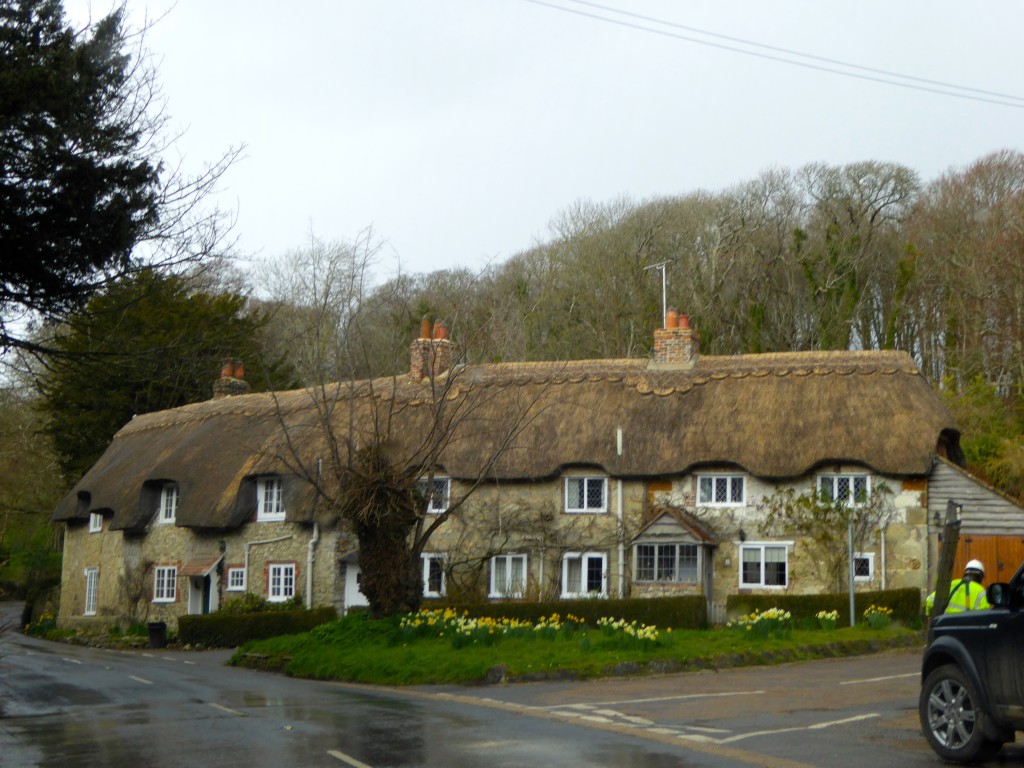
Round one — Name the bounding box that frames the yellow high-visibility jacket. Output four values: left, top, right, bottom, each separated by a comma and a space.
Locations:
925, 577, 990, 616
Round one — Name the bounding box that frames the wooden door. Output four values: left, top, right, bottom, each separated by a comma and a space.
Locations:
953, 536, 1024, 584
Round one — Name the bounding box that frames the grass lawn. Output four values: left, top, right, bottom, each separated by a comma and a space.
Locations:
230, 608, 924, 686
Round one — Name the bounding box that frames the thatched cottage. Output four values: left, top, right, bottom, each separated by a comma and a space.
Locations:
52, 313, 1024, 628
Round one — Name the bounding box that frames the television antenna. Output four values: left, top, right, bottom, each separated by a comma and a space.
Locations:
643, 260, 671, 326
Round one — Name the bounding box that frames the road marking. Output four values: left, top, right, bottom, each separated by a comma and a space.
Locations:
128, 675, 153, 685
62, 657, 82, 665
209, 703, 244, 716
717, 713, 880, 744
327, 749, 375, 768
183, 660, 196, 665
840, 673, 917, 685
542, 690, 765, 708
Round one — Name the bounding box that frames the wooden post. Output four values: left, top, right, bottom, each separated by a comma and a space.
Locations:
932, 500, 962, 618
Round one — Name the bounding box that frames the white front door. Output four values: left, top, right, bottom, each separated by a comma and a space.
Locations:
344, 563, 369, 613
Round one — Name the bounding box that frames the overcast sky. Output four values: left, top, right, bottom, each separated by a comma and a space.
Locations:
66, 1, 1024, 279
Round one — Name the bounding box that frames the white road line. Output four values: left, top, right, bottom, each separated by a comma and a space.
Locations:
717, 713, 880, 744
183, 660, 196, 665
543, 690, 765, 708
327, 749, 375, 768
62, 657, 82, 665
840, 673, 917, 685
209, 703, 245, 716
128, 675, 153, 685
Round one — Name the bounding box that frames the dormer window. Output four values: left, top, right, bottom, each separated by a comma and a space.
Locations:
565, 476, 607, 514
257, 477, 285, 522
417, 476, 450, 515
159, 483, 178, 524
818, 474, 870, 507
88, 512, 103, 533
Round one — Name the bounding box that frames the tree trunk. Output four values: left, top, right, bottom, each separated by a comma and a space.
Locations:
355, 518, 423, 618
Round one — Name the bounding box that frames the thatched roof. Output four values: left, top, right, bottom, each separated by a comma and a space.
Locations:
53, 349, 959, 532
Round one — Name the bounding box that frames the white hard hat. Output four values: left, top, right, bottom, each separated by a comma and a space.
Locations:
965, 559, 985, 576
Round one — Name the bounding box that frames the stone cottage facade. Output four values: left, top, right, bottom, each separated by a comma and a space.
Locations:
54, 313, 1002, 629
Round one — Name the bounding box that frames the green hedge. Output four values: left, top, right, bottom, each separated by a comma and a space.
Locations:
178, 606, 337, 647
725, 588, 921, 627
441, 595, 708, 629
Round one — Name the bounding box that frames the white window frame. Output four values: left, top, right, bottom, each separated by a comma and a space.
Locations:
88, 512, 102, 533
267, 563, 296, 602
739, 542, 790, 589
697, 474, 746, 507
634, 543, 700, 583
817, 473, 870, 507
84, 566, 99, 616
159, 483, 178, 524
153, 565, 177, 603
422, 553, 446, 598
561, 551, 608, 597
257, 477, 285, 522
853, 552, 875, 583
226, 567, 246, 591
418, 476, 451, 515
489, 554, 528, 598
564, 476, 608, 514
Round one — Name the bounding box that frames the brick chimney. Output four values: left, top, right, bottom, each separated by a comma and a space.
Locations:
649, 309, 699, 370
213, 357, 251, 399
409, 318, 454, 382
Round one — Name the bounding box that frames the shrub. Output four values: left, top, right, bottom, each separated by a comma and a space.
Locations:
448, 595, 707, 629
178, 606, 335, 647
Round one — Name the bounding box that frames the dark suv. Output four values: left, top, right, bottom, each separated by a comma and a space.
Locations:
920, 562, 1024, 762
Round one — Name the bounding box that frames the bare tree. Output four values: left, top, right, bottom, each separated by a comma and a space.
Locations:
258, 239, 558, 617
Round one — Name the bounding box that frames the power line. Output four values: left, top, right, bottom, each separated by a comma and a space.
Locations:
518, 0, 1024, 109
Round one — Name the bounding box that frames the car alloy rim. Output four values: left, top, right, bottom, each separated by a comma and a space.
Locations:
927, 678, 976, 749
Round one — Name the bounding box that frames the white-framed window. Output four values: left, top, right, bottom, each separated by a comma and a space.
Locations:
564, 477, 607, 514
153, 565, 177, 602
418, 476, 450, 514
818, 473, 870, 507
267, 563, 296, 602
257, 477, 285, 521
853, 552, 875, 582
489, 554, 528, 598
84, 566, 99, 616
740, 543, 789, 588
422, 553, 446, 598
227, 567, 246, 591
561, 551, 607, 597
697, 475, 745, 506
159, 483, 178, 524
88, 512, 102, 533
634, 543, 699, 583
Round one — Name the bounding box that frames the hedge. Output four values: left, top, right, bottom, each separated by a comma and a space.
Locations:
440, 595, 708, 629
725, 588, 922, 627
178, 606, 337, 647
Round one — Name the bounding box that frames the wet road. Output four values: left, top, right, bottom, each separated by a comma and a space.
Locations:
0, 605, 712, 768
3, 602, 1022, 767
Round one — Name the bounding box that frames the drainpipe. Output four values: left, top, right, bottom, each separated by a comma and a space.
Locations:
617, 479, 625, 597
880, 527, 887, 590
306, 458, 322, 609
306, 523, 320, 608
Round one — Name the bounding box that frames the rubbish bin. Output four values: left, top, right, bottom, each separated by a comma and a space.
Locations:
147, 621, 167, 649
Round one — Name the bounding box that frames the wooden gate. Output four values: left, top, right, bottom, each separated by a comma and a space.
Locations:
953, 535, 1024, 584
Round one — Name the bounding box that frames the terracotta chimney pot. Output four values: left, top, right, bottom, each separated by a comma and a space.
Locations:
678, 313, 690, 330
233, 360, 245, 380
665, 308, 678, 329
420, 317, 431, 339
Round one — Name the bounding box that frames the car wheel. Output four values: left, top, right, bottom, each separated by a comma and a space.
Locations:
920, 664, 1001, 763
